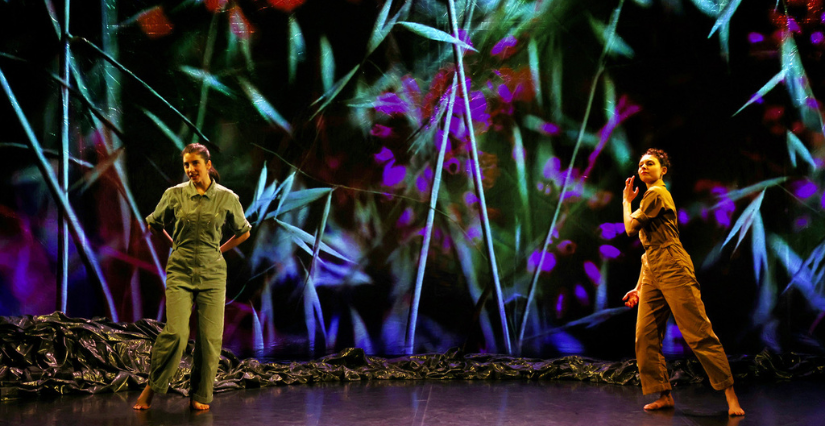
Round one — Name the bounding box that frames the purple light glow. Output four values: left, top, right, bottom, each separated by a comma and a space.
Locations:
812, 31, 824, 45
498, 84, 513, 103
382, 160, 406, 186
370, 124, 392, 138
555, 293, 564, 314
527, 250, 557, 273
444, 157, 460, 174
788, 17, 801, 33
434, 130, 452, 152
574, 284, 589, 306
793, 181, 818, 199
794, 216, 809, 231
416, 175, 429, 193
467, 225, 482, 240
821, 192, 825, 210
543, 157, 561, 180
491, 35, 517, 57
397, 207, 414, 228
584, 261, 601, 285
748, 32, 764, 43
678, 209, 689, 225
374, 146, 393, 163
598, 222, 618, 239
375, 92, 408, 115
599, 245, 621, 259
464, 192, 479, 205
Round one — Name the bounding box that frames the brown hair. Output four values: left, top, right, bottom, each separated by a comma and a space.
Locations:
182, 143, 220, 183
642, 148, 670, 171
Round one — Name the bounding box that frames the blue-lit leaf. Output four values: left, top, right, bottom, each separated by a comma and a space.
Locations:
396, 22, 477, 52
787, 131, 817, 170
350, 307, 374, 353
238, 77, 292, 134
717, 177, 787, 206
250, 303, 264, 358
588, 14, 634, 58
750, 210, 767, 281
528, 38, 542, 108
245, 162, 268, 217
708, 0, 742, 37
781, 36, 822, 129
179, 66, 235, 97
44, 0, 61, 38
768, 235, 825, 311
722, 189, 764, 252
71, 146, 125, 194
273, 187, 333, 217
276, 219, 355, 264
142, 108, 185, 151
734, 69, 786, 116
271, 171, 295, 218
320, 35, 335, 93
288, 15, 306, 84
367, 0, 394, 55
690, 0, 721, 17
311, 65, 360, 118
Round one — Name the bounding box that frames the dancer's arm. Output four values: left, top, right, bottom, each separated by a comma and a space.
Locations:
623, 176, 642, 236
220, 231, 250, 253
622, 256, 645, 308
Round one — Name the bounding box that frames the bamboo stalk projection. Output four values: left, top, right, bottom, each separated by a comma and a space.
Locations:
405, 74, 459, 355
517, 0, 627, 351
58, 0, 71, 313
447, 0, 512, 354
1, 68, 119, 321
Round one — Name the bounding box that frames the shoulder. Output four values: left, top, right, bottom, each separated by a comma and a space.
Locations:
213, 183, 241, 200
162, 182, 188, 196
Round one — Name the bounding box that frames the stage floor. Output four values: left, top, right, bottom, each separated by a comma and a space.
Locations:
1, 379, 822, 425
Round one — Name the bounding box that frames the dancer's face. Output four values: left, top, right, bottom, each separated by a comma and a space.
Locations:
638, 154, 666, 184
183, 153, 211, 186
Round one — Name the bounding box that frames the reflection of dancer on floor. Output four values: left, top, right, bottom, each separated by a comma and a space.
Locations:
621, 149, 744, 416
133, 143, 251, 411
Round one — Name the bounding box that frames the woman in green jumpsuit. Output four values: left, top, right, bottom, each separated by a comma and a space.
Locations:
621, 149, 744, 416
134, 143, 251, 411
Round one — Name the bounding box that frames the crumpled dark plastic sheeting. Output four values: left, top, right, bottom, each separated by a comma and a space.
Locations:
1, 313, 823, 397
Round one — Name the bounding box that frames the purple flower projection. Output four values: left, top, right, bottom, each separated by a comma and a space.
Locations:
811, 31, 824, 45
821, 192, 825, 210
598, 245, 621, 259
397, 207, 414, 228
540, 122, 561, 136
416, 166, 434, 193
584, 261, 601, 285
748, 32, 765, 43
370, 124, 392, 138
374, 146, 393, 163
374, 147, 406, 187
597, 222, 624, 240
464, 191, 479, 205
491, 35, 517, 59
528, 250, 557, 273
792, 180, 818, 199
374, 92, 409, 116
710, 186, 735, 227
678, 209, 690, 225
557, 240, 577, 255
574, 283, 590, 306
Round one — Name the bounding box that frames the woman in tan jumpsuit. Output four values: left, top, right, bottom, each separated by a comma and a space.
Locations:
133, 143, 251, 411
621, 148, 744, 416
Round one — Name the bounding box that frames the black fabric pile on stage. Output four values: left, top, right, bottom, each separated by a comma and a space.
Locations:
1, 313, 823, 397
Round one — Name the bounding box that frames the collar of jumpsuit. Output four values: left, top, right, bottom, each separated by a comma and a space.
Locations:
184, 179, 216, 199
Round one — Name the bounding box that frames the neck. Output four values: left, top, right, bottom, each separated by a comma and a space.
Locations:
645, 178, 664, 189
194, 176, 212, 193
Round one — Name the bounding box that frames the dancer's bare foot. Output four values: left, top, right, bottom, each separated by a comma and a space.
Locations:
643, 391, 675, 411
725, 386, 745, 416
133, 385, 154, 410
190, 400, 210, 411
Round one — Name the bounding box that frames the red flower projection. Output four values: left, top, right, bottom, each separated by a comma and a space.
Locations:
267, 0, 306, 13
137, 6, 173, 39
205, 0, 229, 13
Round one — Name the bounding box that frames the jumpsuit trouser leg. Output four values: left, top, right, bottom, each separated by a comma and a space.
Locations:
189, 285, 226, 404
148, 283, 194, 395
636, 275, 673, 395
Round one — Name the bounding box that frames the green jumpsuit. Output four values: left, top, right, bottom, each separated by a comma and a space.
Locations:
631, 184, 734, 395
145, 180, 251, 404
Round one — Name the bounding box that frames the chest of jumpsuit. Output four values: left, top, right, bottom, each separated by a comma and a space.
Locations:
146, 180, 252, 289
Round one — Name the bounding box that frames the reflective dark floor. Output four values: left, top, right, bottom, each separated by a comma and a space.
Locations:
1, 379, 822, 426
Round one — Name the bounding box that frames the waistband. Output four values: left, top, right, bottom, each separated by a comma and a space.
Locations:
643, 240, 680, 251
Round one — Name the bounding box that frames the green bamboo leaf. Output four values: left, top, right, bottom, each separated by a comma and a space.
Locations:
787, 131, 817, 169
690, 0, 721, 17
271, 171, 295, 218
396, 21, 477, 52
350, 307, 374, 353
288, 15, 306, 84
70, 145, 126, 194
366, 0, 394, 55
320, 35, 335, 93
142, 109, 185, 151
588, 14, 634, 58
250, 303, 264, 357
179, 66, 235, 97
277, 188, 333, 216
708, 0, 743, 37
311, 65, 360, 118
722, 189, 765, 252
734, 70, 786, 116
44, 0, 62, 38
245, 162, 269, 217
751, 211, 768, 282
0, 143, 93, 168
716, 177, 787, 207
780, 36, 822, 129
238, 77, 292, 135
528, 38, 542, 109
71, 37, 209, 143
276, 219, 355, 264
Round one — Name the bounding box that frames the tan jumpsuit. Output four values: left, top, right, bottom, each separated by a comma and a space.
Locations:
631, 184, 734, 395
145, 180, 251, 404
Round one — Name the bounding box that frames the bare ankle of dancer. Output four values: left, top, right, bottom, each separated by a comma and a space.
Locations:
133, 385, 154, 410
190, 399, 210, 411
725, 386, 745, 416
644, 390, 675, 411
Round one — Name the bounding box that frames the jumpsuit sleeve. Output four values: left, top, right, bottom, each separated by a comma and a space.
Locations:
630, 189, 665, 227
225, 193, 252, 238
146, 188, 175, 232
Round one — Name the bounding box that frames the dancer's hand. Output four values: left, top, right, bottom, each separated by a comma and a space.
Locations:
623, 289, 639, 308
623, 176, 639, 204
